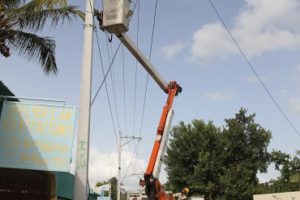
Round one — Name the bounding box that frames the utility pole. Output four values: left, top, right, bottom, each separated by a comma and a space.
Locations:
74, 0, 94, 199
117, 134, 142, 200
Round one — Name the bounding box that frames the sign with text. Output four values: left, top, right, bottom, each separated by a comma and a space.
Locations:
0, 101, 76, 172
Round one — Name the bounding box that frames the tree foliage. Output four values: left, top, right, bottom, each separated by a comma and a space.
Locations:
262, 150, 300, 193
0, 0, 84, 74
95, 177, 118, 200
110, 177, 118, 200
165, 108, 272, 200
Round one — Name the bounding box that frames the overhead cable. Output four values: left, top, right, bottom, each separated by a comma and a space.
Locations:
133, 0, 141, 135
122, 45, 128, 134
138, 0, 159, 137
106, 39, 121, 132
207, 0, 300, 137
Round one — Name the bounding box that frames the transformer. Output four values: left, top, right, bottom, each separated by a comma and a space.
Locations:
102, 0, 132, 34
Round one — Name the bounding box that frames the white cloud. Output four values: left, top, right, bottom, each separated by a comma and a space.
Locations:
288, 96, 300, 114
192, 23, 236, 60
191, 0, 300, 60
244, 75, 271, 84
276, 90, 300, 114
279, 89, 288, 98
88, 147, 146, 191
203, 91, 232, 102
160, 41, 186, 60
296, 64, 300, 73
70, 146, 146, 191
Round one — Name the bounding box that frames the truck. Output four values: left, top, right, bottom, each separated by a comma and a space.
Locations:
101, 1, 183, 200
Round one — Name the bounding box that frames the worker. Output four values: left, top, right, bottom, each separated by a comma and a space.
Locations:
174, 187, 189, 200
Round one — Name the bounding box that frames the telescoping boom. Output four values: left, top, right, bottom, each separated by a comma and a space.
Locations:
101, 1, 182, 200
141, 81, 182, 200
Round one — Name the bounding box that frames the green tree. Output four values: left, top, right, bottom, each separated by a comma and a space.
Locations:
95, 177, 118, 200
165, 120, 221, 195
0, 0, 84, 74
220, 109, 271, 200
165, 108, 271, 200
252, 150, 300, 195
110, 177, 118, 200
268, 150, 300, 193
165, 119, 224, 199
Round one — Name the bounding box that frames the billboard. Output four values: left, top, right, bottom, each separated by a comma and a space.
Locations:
0, 101, 76, 172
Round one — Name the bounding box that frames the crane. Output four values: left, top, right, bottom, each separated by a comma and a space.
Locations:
99, 1, 182, 199
140, 81, 181, 200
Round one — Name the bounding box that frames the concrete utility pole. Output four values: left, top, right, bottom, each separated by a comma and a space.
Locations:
74, 0, 94, 199
117, 134, 142, 200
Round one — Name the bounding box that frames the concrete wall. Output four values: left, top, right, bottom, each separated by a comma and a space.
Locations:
189, 196, 204, 200
254, 191, 300, 200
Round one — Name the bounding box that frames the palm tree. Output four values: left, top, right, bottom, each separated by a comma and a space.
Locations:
0, 0, 84, 74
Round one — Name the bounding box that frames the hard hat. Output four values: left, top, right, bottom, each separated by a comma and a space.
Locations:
182, 187, 189, 194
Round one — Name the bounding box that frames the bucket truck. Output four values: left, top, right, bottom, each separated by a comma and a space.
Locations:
100, 1, 182, 200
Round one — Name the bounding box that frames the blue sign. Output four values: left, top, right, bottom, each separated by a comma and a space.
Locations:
0, 101, 76, 172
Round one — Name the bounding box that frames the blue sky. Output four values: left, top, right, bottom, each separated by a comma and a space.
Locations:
2, 0, 300, 190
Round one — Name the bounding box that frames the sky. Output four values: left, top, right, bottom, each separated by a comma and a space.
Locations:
2, 0, 300, 191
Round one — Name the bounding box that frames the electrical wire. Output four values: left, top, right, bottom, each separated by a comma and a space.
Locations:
121, 142, 136, 182
123, 0, 161, 180
87, 0, 122, 145
122, 0, 142, 180
149, 0, 158, 61
132, 0, 141, 17
133, 0, 141, 136
95, 33, 121, 145
207, 0, 300, 137
106, 39, 121, 132
132, 0, 160, 178
84, 0, 120, 193
121, 0, 161, 181
90, 41, 122, 107
122, 45, 128, 134
87, 0, 148, 190
138, 0, 159, 137
91, 0, 142, 136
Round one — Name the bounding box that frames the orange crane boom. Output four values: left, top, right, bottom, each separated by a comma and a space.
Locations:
141, 81, 182, 200
99, 2, 182, 199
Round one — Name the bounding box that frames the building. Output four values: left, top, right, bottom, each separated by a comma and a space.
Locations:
0, 81, 97, 199
254, 191, 300, 200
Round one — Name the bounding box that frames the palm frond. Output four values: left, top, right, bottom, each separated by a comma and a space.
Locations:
19, 0, 68, 10
0, 0, 22, 9
1, 0, 84, 74
13, 6, 84, 31
9, 30, 57, 74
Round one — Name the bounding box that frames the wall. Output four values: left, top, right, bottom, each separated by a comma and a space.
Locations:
254, 191, 300, 200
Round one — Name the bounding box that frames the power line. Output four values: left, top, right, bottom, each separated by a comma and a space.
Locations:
91, 11, 122, 145
122, 45, 128, 134
149, 0, 158, 61
132, 0, 141, 16
124, 0, 160, 179
90, 41, 122, 107
106, 39, 121, 132
207, 0, 300, 137
138, 0, 159, 137
94, 31, 121, 144
122, 0, 142, 180
130, 0, 160, 178
133, 0, 141, 136
86, 0, 121, 148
